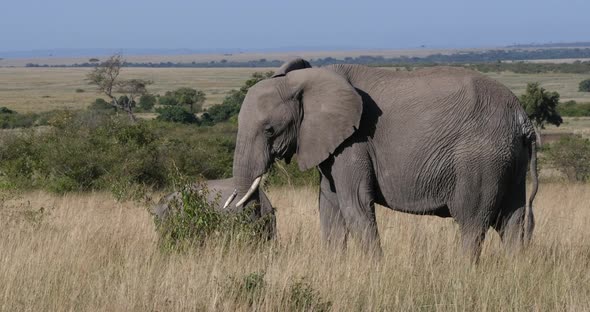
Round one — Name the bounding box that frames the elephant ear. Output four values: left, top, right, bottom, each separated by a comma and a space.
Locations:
287, 68, 363, 171
272, 58, 312, 78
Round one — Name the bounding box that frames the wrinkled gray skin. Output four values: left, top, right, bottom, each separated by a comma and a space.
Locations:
153, 178, 276, 239
232, 58, 538, 260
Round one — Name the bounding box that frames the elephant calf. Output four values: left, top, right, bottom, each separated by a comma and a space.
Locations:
152, 178, 276, 239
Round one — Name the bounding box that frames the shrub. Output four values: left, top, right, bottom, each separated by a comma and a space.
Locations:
0, 107, 15, 114
579, 79, 590, 92
138, 94, 157, 111
0, 107, 49, 129
204, 71, 274, 125
154, 180, 273, 250
75, 88, 85, 93
287, 278, 332, 312
156, 106, 198, 124
88, 98, 116, 113
558, 100, 590, 117
544, 134, 590, 182
158, 88, 205, 113
225, 272, 266, 306
0, 110, 237, 196
519, 82, 562, 129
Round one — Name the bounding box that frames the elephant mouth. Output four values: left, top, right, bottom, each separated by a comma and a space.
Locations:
235, 175, 263, 207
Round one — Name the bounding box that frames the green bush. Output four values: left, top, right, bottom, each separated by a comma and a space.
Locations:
154, 180, 273, 250
579, 79, 590, 92
0, 110, 237, 196
138, 94, 157, 111
544, 134, 590, 182
558, 100, 590, 117
156, 106, 198, 124
0, 107, 55, 129
287, 278, 332, 312
158, 87, 205, 113
204, 71, 274, 125
88, 98, 116, 113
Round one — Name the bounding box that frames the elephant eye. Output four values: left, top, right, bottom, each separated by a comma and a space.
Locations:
264, 125, 275, 137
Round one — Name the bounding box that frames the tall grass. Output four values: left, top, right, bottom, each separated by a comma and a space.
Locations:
1, 183, 589, 311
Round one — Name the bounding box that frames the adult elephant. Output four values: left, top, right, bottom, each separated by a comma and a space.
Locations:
230, 58, 538, 260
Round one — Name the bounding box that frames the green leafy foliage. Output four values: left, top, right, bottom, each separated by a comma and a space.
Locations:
287, 278, 332, 312
519, 82, 563, 129
558, 101, 590, 117
154, 179, 274, 251
138, 94, 157, 111
88, 98, 117, 113
0, 110, 237, 196
544, 135, 590, 182
158, 87, 206, 113
0, 107, 58, 129
579, 79, 590, 92
117, 95, 135, 109
155, 106, 198, 124
204, 71, 273, 125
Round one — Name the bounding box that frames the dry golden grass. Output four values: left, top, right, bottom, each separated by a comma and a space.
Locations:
2, 67, 590, 114
0, 67, 273, 112
1, 184, 589, 311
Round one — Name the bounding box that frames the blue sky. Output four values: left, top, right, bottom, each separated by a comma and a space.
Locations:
1, 0, 589, 51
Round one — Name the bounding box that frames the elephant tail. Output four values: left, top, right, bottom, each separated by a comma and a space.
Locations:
525, 132, 538, 244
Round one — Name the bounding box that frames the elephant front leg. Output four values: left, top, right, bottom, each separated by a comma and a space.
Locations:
331, 160, 382, 258
319, 172, 348, 250
338, 193, 382, 259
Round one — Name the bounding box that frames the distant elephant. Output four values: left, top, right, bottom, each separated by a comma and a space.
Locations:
231, 58, 538, 260
153, 178, 276, 239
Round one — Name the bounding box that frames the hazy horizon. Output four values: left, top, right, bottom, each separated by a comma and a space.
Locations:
1, 0, 589, 55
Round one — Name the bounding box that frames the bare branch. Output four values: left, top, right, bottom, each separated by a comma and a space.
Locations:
86, 54, 144, 122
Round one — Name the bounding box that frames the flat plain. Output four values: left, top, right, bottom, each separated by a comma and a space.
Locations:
1, 67, 590, 113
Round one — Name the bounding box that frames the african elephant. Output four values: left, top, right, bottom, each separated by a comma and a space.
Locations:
231, 58, 538, 260
153, 178, 276, 239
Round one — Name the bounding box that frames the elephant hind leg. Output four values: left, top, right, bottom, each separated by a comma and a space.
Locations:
450, 173, 501, 263
492, 179, 527, 253
459, 223, 487, 263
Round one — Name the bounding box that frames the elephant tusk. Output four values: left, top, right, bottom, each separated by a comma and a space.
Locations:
235, 176, 262, 207
222, 189, 238, 210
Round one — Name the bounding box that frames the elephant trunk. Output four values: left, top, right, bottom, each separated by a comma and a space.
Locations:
232, 129, 270, 208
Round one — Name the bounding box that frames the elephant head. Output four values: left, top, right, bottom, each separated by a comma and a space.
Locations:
153, 178, 276, 239
232, 59, 363, 206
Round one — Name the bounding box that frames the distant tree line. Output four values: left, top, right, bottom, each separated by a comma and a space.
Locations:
85, 55, 273, 126
23, 48, 590, 71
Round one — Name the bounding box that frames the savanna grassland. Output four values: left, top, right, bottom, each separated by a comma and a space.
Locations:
0, 67, 274, 112
1, 58, 590, 311
1, 184, 589, 311
2, 66, 590, 113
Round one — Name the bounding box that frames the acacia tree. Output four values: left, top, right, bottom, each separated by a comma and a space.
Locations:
519, 82, 563, 145
87, 54, 152, 122
579, 79, 590, 92
159, 87, 206, 113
